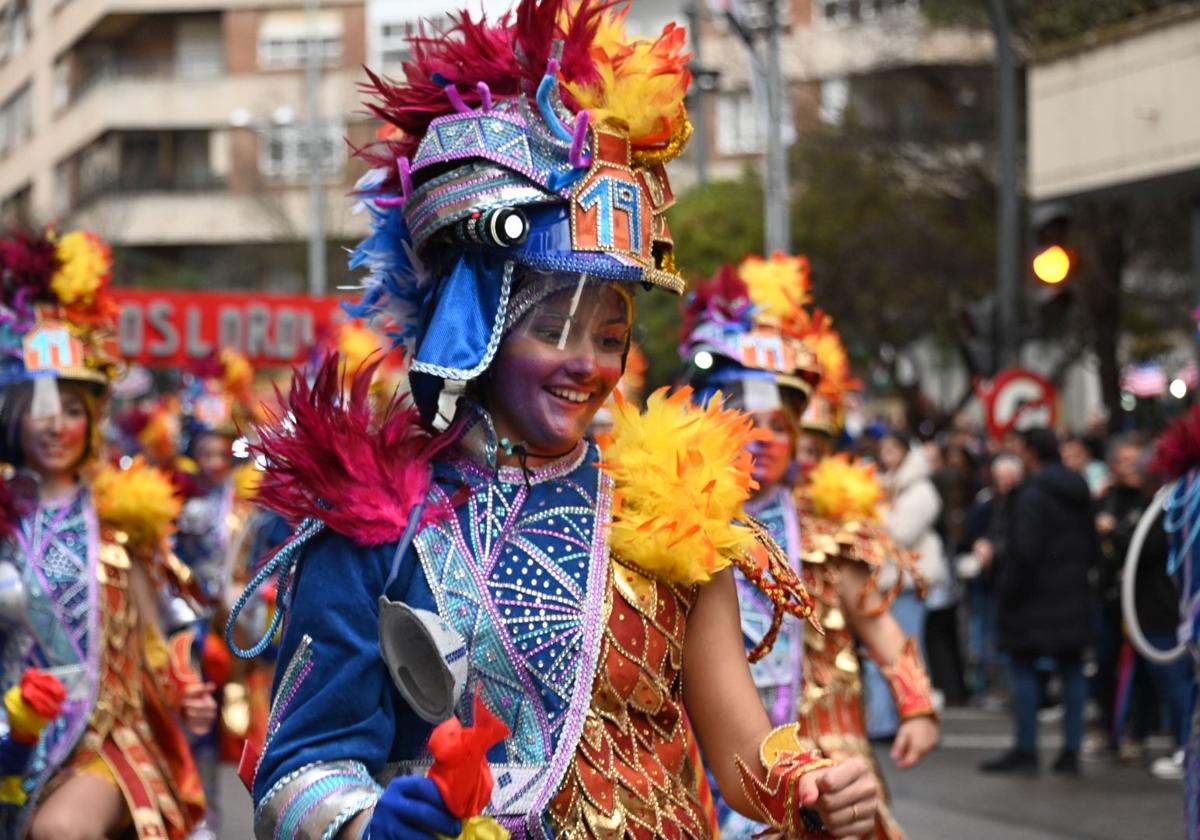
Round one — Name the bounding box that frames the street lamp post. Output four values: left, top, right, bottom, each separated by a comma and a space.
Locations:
726, 0, 791, 255
988, 0, 1021, 370
305, 0, 327, 297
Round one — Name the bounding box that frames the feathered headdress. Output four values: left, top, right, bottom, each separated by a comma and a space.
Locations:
346, 0, 693, 418
680, 254, 819, 412
0, 226, 119, 398
1150, 405, 1200, 480
183, 348, 259, 441
798, 309, 860, 435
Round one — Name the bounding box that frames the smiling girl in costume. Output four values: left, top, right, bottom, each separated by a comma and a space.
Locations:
681, 254, 939, 840
0, 226, 217, 839
227, 3, 880, 838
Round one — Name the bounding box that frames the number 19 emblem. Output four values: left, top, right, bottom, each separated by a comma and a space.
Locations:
23, 324, 84, 373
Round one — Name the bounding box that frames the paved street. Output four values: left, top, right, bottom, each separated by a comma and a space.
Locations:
886, 708, 1186, 840
215, 706, 1188, 839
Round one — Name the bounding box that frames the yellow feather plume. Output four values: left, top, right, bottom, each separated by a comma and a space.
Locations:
808, 454, 882, 523
738, 253, 811, 329
598, 387, 767, 585
802, 310, 861, 407
220, 348, 254, 397
563, 5, 691, 149
51, 231, 112, 309
93, 457, 182, 552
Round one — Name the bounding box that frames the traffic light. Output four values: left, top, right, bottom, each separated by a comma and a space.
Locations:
1033, 244, 1071, 285
1026, 202, 1075, 339
1031, 203, 1074, 286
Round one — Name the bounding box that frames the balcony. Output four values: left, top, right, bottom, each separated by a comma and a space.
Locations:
72, 51, 226, 104
66, 184, 369, 246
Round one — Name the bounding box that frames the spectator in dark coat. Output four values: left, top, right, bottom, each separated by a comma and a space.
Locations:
980, 427, 1099, 777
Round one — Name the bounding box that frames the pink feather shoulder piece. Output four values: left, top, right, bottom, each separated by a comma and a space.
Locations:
251, 354, 452, 546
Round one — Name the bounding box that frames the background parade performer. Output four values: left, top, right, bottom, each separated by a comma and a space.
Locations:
227, 2, 881, 837
0, 225, 216, 839
681, 253, 939, 839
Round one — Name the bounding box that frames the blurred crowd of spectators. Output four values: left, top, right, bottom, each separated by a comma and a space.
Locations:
855, 416, 1191, 781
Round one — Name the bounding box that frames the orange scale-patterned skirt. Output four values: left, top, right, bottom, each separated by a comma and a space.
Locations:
549, 560, 711, 840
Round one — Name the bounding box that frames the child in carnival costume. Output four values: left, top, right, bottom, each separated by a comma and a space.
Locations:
174, 348, 271, 830
0, 226, 217, 839
681, 255, 939, 840
1129, 408, 1200, 838
228, 3, 882, 838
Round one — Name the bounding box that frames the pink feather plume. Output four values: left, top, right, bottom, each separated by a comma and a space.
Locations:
1151, 405, 1200, 481
682, 263, 753, 339
251, 354, 452, 546
357, 0, 613, 180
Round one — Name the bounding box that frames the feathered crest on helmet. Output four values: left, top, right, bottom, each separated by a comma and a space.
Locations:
799, 309, 861, 409
361, 0, 691, 172
184, 348, 259, 438
0, 225, 119, 387
738, 253, 811, 332
1150, 405, 1200, 480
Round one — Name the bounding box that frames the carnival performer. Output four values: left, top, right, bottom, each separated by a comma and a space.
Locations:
229, 3, 881, 838
0, 225, 216, 839
681, 254, 940, 840
1125, 407, 1200, 837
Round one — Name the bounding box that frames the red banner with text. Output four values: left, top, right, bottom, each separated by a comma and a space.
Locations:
112, 288, 350, 367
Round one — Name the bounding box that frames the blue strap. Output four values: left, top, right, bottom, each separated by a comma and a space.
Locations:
226, 516, 325, 659
384, 501, 427, 593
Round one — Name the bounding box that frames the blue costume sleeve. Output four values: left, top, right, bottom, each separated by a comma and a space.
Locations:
251, 530, 401, 840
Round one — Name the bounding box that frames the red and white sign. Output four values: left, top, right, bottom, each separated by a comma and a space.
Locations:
112, 288, 349, 367
981, 368, 1058, 439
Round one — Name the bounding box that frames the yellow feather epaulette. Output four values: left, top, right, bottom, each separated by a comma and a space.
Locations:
597, 387, 767, 585
93, 457, 181, 553
808, 454, 882, 524
233, 462, 262, 503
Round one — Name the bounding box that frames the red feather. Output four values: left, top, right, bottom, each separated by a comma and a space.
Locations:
356, 0, 614, 180
0, 228, 59, 301
251, 354, 452, 545
1151, 405, 1200, 480
682, 263, 752, 339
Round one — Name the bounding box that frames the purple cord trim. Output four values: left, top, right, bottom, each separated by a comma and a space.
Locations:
443, 83, 471, 114
477, 82, 493, 112
547, 58, 559, 77
397, 156, 413, 200
569, 112, 591, 168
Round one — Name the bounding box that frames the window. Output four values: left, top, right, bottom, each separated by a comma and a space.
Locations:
258, 11, 342, 69
0, 0, 29, 65
374, 15, 450, 72
817, 0, 918, 27
715, 86, 795, 156
820, 77, 849, 125
259, 122, 344, 179
0, 83, 31, 159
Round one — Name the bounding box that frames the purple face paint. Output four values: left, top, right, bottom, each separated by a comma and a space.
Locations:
482, 282, 630, 458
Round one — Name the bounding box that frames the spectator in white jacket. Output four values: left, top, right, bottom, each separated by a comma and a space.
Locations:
863, 431, 951, 736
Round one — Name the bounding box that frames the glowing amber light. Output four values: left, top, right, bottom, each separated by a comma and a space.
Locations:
1033, 245, 1071, 285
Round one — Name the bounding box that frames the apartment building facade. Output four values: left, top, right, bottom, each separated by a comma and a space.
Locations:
0, 0, 372, 290
683, 0, 996, 188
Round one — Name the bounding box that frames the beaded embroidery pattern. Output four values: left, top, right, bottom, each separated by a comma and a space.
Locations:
740, 485, 804, 726
0, 491, 101, 831
414, 442, 611, 836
